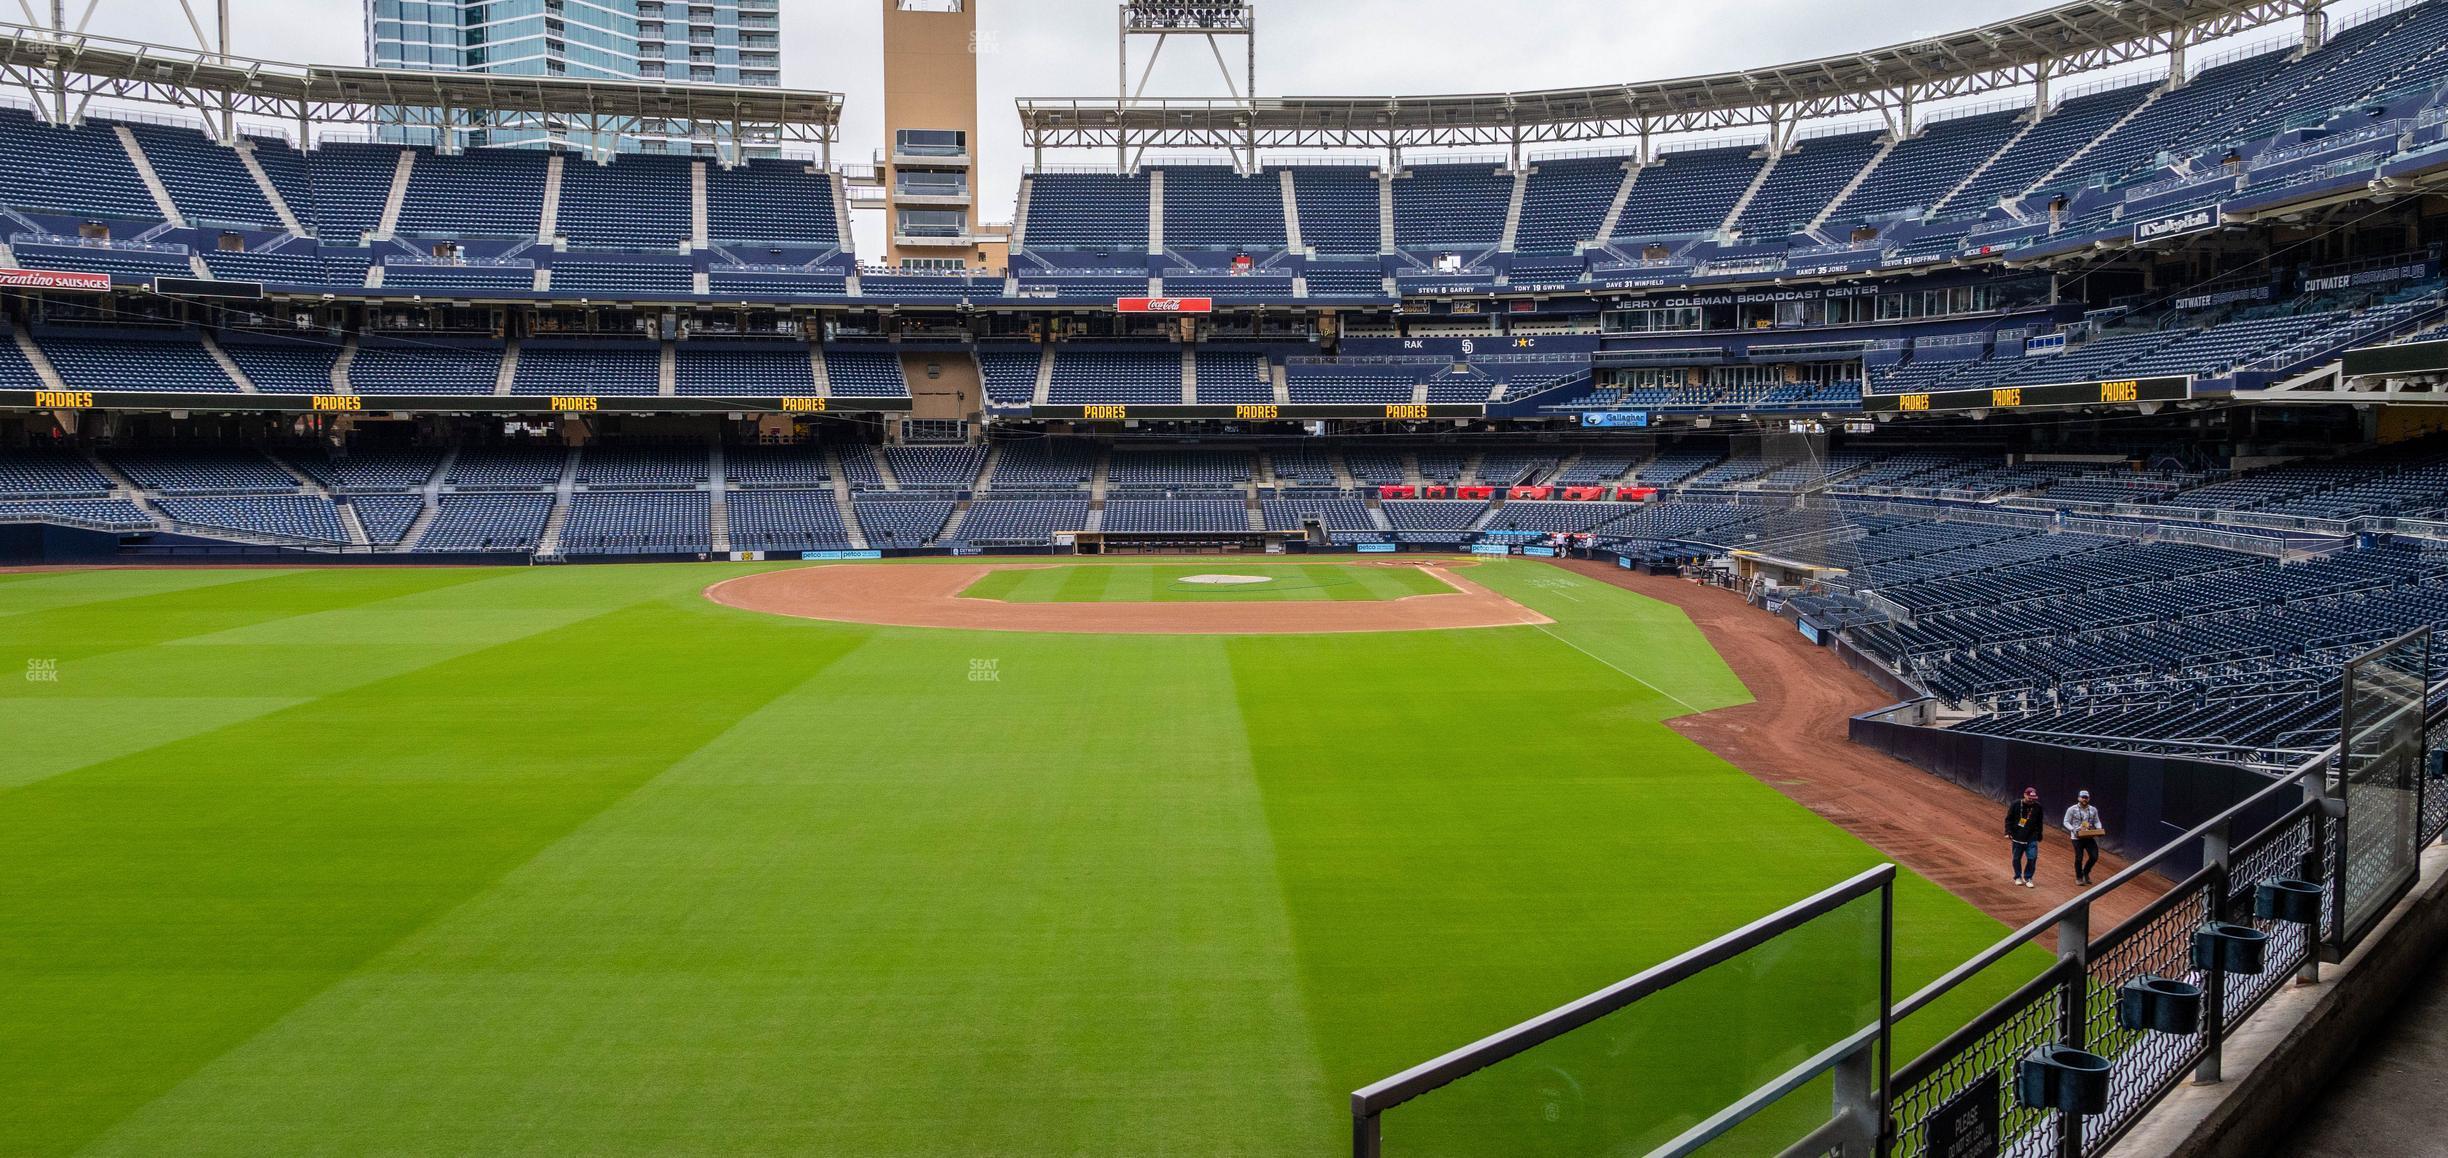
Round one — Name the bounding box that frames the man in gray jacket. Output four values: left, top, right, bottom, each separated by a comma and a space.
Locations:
2064, 790, 2104, 886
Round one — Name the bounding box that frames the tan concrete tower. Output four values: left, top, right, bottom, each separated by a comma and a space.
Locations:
880, 0, 1000, 272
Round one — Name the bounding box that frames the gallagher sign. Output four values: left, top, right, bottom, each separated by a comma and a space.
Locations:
2133, 206, 2221, 244
1116, 296, 1212, 314
0, 267, 111, 293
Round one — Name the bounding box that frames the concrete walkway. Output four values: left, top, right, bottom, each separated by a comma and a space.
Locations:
2275, 945, 2448, 1156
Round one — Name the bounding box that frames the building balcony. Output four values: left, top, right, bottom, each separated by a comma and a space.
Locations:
892, 229, 979, 249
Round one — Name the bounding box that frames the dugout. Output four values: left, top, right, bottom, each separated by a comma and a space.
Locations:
1072, 530, 1301, 555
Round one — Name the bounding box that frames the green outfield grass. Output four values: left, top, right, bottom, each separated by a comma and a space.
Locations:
958, 561, 1454, 603
0, 560, 2035, 1155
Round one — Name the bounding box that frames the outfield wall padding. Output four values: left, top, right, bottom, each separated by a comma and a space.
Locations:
1849, 700, 2294, 878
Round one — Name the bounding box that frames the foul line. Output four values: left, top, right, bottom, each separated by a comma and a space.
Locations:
1532, 622, 1705, 717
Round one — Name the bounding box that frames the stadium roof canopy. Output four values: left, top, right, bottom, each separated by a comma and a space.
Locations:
0, 22, 843, 148
1018, 0, 2325, 155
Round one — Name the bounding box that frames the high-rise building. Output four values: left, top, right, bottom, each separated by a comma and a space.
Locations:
365, 0, 782, 152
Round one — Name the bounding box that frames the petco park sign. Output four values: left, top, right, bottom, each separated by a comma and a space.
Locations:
1116, 297, 1213, 314
0, 267, 111, 293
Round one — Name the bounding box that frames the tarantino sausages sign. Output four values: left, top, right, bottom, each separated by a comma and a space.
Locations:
0, 266, 112, 293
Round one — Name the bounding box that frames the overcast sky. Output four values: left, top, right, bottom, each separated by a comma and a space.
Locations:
60, 0, 2356, 254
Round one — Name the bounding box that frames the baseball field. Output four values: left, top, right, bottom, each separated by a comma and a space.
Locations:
0, 559, 2029, 1154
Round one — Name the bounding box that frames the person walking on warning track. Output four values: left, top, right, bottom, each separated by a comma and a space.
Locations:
2005, 787, 2046, 888
2064, 790, 2105, 886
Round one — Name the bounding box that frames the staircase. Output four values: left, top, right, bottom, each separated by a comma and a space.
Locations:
707, 443, 730, 554
537, 154, 566, 244
1009, 174, 1034, 251
536, 451, 580, 557
825, 448, 868, 549
1279, 168, 1304, 252
333, 500, 372, 548
375, 149, 416, 239
689, 160, 712, 249
1595, 160, 1644, 244
1716, 150, 1783, 237
1497, 166, 1530, 252
1377, 169, 1397, 254
1033, 346, 1057, 405
1330, 450, 1358, 491
1810, 135, 1901, 230
2021, 87, 2165, 199
1931, 111, 2043, 217
1181, 347, 1198, 405
332, 334, 359, 393
200, 333, 259, 394
810, 342, 832, 397
1088, 447, 1112, 502
393, 497, 440, 552
1146, 167, 1166, 254
1271, 361, 1290, 405
494, 338, 521, 396
84, 453, 162, 524
658, 340, 678, 396
391, 449, 454, 552
829, 169, 857, 257
234, 140, 305, 234
112, 125, 188, 228
973, 443, 1004, 491
13, 329, 67, 391
870, 447, 902, 492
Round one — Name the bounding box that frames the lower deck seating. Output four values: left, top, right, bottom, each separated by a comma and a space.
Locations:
415, 494, 554, 552
726, 490, 853, 553
559, 491, 710, 555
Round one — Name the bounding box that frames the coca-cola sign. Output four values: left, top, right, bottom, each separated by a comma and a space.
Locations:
1115, 296, 1212, 314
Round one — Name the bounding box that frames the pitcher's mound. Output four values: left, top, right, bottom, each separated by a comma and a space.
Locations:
708, 561, 1552, 635
1179, 574, 1273, 586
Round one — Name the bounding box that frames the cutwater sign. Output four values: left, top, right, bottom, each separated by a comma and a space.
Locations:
2134, 206, 2220, 244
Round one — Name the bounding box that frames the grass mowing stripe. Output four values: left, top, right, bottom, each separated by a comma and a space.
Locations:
0, 569, 686, 789
1467, 560, 1751, 715
0, 568, 296, 617
0, 583, 866, 1157
1231, 591, 2023, 1145
0, 568, 502, 671
1531, 621, 1705, 716
78, 628, 1335, 1156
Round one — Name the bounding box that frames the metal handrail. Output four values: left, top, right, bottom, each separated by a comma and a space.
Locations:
1351, 863, 1895, 1153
